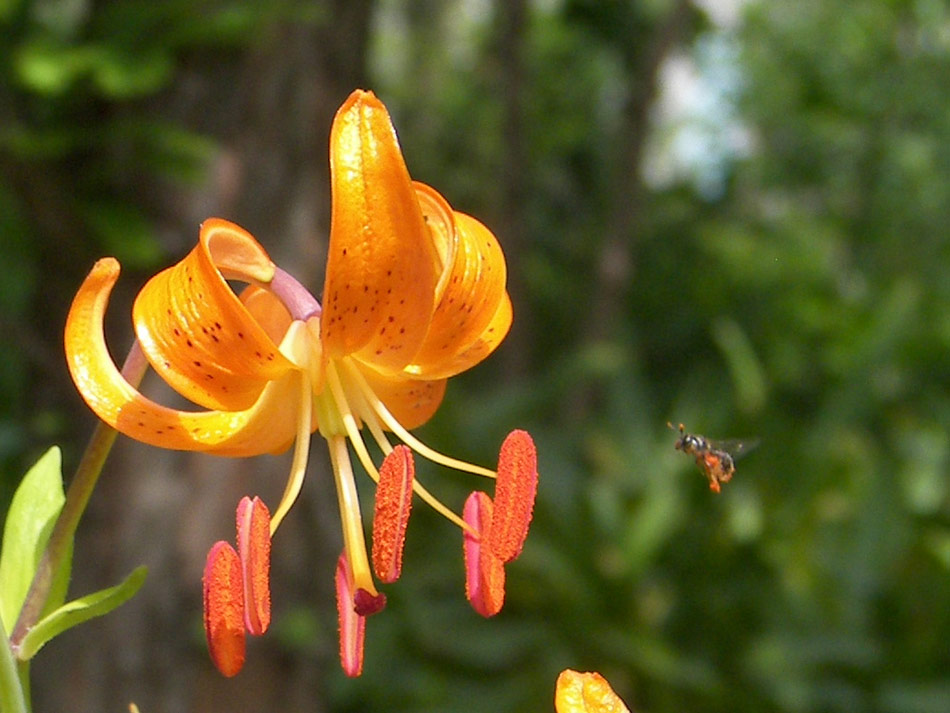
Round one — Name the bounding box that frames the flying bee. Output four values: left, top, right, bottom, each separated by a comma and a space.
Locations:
668, 422, 758, 493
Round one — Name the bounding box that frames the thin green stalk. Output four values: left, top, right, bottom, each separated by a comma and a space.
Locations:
0, 616, 28, 713
9, 341, 148, 652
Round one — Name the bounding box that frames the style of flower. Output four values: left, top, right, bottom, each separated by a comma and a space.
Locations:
555, 670, 632, 713
64, 90, 537, 677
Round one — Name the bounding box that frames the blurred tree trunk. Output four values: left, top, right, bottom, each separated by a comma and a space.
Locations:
33, 3, 372, 712
571, 0, 695, 414
493, 0, 531, 377
588, 0, 693, 341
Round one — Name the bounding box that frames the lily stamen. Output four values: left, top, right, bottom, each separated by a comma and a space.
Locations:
327, 434, 379, 601
344, 359, 496, 478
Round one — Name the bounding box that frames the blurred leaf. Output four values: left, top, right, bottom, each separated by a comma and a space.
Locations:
17, 565, 146, 660
877, 681, 950, 713
13, 40, 172, 98
13, 40, 91, 95
0, 447, 66, 632
0, 0, 21, 23
89, 46, 173, 97
711, 316, 767, 414
79, 202, 162, 269
138, 122, 217, 182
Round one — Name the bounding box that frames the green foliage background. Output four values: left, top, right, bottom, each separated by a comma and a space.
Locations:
2, 0, 950, 711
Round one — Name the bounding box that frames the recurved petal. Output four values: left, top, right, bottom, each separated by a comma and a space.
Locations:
238, 285, 293, 346
357, 363, 447, 430
133, 219, 294, 412
408, 191, 510, 378
65, 259, 309, 457
408, 291, 512, 381
321, 90, 440, 371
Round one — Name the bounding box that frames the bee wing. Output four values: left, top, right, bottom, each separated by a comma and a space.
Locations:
707, 437, 760, 460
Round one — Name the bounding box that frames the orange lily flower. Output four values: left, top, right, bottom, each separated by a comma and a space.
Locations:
555, 670, 632, 713
64, 90, 537, 677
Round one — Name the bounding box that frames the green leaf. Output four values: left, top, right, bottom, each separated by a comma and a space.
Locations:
13, 40, 91, 95
17, 566, 146, 660
79, 201, 162, 269
0, 448, 66, 633
89, 47, 173, 98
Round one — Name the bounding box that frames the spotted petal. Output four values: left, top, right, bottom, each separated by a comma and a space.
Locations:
133, 219, 293, 411
408, 185, 511, 379
357, 365, 447, 430
322, 89, 440, 371
65, 258, 312, 457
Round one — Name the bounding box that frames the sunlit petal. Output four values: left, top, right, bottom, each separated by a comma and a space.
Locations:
239, 285, 293, 346
409, 192, 510, 377
64, 259, 307, 456
407, 291, 512, 380
555, 670, 631, 713
357, 364, 447, 430
322, 89, 440, 370
133, 219, 294, 412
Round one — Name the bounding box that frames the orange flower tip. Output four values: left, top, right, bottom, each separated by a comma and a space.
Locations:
555, 670, 632, 713
353, 588, 387, 617
335, 554, 366, 677
94, 256, 121, 274
487, 429, 538, 563
371, 445, 415, 583
203, 541, 246, 677
200, 218, 276, 284
463, 491, 506, 618
236, 496, 272, 636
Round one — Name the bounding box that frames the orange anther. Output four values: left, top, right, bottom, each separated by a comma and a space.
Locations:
463, 491, 506, 617
335, 553, 366, 677
236, 496, 271, 636
372, 445, 415, 583
203, 541, 246, 677
488, 430, 538, 563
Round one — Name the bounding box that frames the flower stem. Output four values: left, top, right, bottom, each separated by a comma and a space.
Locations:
0, 616, 28, 713
9, 340, 148, 652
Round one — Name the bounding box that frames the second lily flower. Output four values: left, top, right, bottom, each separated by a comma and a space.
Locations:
65, 90, 537, 677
